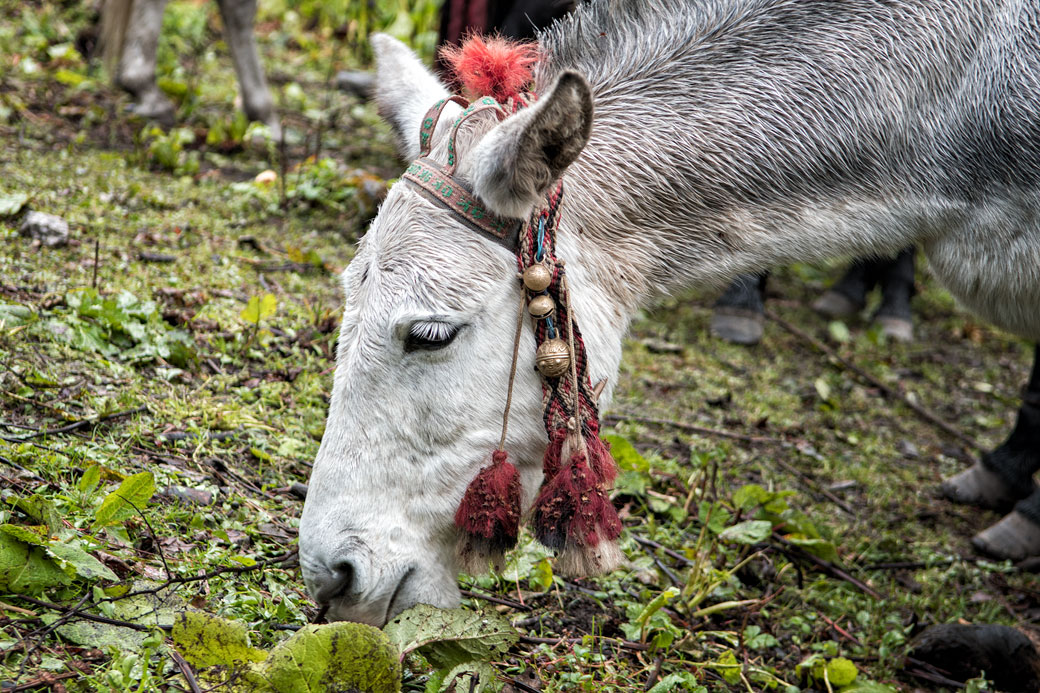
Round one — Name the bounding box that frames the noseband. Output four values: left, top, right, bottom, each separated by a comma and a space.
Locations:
402, 94, 622, 575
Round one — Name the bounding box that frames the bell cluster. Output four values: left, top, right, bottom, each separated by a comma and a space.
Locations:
524, 264, 572, 379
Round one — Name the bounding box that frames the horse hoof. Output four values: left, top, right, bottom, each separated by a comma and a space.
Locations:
972, 511, 1040, 562
811, 290, 862, 318
875, 315, 913, 342
710, 309, 763, 346
940, 462, 1019, 510
335, 70, 374, 100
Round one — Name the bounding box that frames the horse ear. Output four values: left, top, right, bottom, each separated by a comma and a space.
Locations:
371, 33, 454, 161
466, 71, 593, 219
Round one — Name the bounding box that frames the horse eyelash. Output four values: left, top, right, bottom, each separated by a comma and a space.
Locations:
406, 321, 461, 351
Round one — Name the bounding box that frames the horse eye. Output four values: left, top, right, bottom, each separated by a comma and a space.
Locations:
405, 322, 460, 352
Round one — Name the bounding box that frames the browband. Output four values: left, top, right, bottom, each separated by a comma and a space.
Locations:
402, 158, 521, 249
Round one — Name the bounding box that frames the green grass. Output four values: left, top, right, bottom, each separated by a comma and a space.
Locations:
1, 1, 1036, 691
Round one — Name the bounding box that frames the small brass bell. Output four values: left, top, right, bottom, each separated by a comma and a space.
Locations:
523, 264, 552, 292
528, 294, 556, 319
536, 338, 571, 378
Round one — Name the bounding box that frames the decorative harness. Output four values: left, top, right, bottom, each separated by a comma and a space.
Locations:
402, 92, 621, 573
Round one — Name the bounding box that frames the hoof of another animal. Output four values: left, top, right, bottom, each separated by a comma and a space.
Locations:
811, 290, 862, 319
908, 623, 1040, 692
454, 534, 505, 576
940, 462, 1020, 511
710, 309, 763, 346
128, 91, 176, 128
875, 315, 913, 342
334, 70, 374, 100
972, 511, 1040, 562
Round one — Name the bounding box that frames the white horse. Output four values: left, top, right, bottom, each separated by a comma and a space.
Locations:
100, 0, 278, 135
299, 0, 1040, 626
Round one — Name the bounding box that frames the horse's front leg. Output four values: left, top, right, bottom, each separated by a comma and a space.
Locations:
118, 0, 176, 125
215, 0, 280, 138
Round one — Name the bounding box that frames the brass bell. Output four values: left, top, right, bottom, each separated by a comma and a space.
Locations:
523, 264, 552, 292
536, 338, 571, 378
528, 294, 555, 319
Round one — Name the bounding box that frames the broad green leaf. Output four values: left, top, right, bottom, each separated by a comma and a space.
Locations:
0, 192, 29, 217
78, 465, 101, 496
732, 484, 771, 511
0, 303, 33, 327
713, 650, 741, 685
384, 604, 517, 670
0, 533, 70, 594
240, 293, 277, 325
786, 536, 840, 564
45, 541, 118, 582
602, 434, 649, 472
0, 524, 49, 547
93, 472, 156, 528
172, 612, 266, 669
59, 584, 185, 651
435, 661, 497, 693
8, 495, 61, 533
825, 657, 858, 687
718, 520, 772, 545
530, 557, 554, 592
255, 622, 400, 693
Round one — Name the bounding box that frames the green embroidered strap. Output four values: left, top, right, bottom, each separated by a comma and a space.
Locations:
418, 95, 467, 157
402, 157, 521, 250
444, 97, 506, 172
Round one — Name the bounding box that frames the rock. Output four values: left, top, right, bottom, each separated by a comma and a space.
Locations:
908, 623, 1040, 692
20, 211, 69, 247
161, 486, 214, 506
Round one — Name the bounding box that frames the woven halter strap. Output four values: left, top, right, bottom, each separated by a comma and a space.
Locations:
401, 97, 523, 250
406, 93, 621, 569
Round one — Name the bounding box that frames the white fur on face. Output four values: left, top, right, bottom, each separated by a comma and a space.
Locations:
298, 186, 550, 625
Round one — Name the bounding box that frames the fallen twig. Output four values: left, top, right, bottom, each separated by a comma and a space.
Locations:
604, 412, 787, 446
765, 310, 979, 451
518, 634, 650, 652
170, 649, 203, 693
460, 589, 531, 611
1, 405, 148, 442
771, 533, 883, 600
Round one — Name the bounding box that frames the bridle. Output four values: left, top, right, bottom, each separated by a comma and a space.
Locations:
401, 92, 621, 575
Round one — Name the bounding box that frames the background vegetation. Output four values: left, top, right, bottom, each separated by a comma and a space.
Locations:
0, 0, 1035, 690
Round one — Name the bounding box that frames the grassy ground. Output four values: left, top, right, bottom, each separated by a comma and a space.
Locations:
1, 1, 1037, 691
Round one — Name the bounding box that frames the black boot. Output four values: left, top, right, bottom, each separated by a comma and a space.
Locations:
711, 273, 767, 346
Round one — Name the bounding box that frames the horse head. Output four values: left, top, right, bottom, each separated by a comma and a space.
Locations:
298, 34, 602, 626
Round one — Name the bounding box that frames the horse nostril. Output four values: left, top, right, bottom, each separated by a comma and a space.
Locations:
315, 560, 355, 604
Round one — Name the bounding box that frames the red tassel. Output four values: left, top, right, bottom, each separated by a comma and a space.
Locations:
532, 444, 622, 554
440, 35, 540, 102
454, 450, 522, 571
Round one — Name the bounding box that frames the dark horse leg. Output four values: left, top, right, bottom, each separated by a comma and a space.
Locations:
813, 248, 916, 341
943, 344, 1040, 560
710, 272, 768, 345
871, 247, 915, 342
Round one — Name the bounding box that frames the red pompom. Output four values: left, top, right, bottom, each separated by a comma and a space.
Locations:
440, 34, 540, 102
455, 450, 523, 557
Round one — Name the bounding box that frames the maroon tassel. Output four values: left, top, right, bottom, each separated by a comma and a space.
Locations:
454, 450, 522, 572
532, 439, 622, 556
